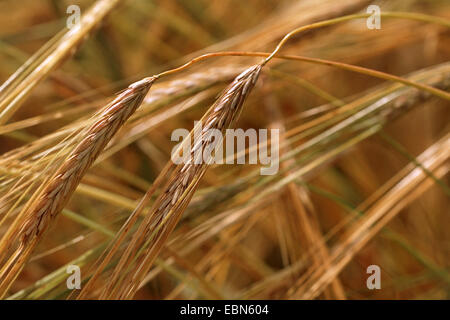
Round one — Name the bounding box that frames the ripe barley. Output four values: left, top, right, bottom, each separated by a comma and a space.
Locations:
87, 64, 262, 299
20, 77, 155, 242
0, 77, 155, 297
152, 64, 262, 223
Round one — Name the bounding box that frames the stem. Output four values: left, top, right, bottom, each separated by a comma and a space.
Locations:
156, 51, 450, 101
263, 12, 450, 65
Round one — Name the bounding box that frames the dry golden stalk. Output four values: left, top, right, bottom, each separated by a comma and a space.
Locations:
278, 130, 346, 299
81, 64, 262, 299
0, 0, 122, 125
0, 77, 155, 297
292, 134, 450, 299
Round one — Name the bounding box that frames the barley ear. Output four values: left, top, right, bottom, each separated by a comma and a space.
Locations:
0, 77, 155, 297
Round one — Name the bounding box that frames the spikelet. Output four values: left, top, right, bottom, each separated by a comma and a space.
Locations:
0, 77, 155, 298
19, 78, 155, 242
153, 65, 261, 223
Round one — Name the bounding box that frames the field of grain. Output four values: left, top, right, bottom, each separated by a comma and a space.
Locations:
0, 0, 448, 300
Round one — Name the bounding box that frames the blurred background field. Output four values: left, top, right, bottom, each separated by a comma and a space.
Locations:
0, 0, 448, 299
